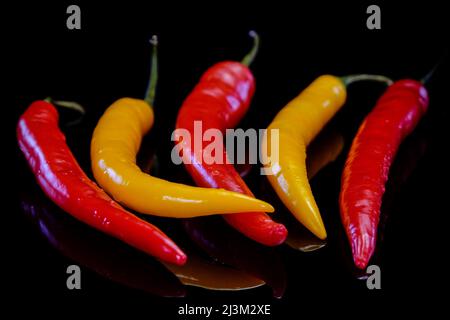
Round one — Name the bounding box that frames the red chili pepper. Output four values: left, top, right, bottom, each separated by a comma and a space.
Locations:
175, 32, 287, 246
17, 100, 187, 265
339, 79, 429, 269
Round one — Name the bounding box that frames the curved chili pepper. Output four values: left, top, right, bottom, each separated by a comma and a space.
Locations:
285, 131, 344, 252
175, 32, 287, 246
17, 100, 186, 265
264, 74, 392, 239
340, 79, 429, 269
91, 37, 273, 218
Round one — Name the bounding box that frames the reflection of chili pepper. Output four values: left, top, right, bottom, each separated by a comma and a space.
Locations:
163, 253, 264, 291
306, 131, 344, 181
175, 32, 286, 246
340, 79, 429, 269
378, 132, 428, 245
20, 192, 185, 297
91, 37, 273, 218
17, 100, 186, 265
183, 217, 286, 298
264, 74, 392, 239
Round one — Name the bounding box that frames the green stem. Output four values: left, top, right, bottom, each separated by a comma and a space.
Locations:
241, 31, 260, 67
51, 100, 86, 115
421, 51, 447, 84
340, 74, 393, 87
47, 98, 86, 126
144, 35, 158, 106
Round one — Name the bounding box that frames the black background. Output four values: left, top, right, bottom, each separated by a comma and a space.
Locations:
6, 0, 449, 316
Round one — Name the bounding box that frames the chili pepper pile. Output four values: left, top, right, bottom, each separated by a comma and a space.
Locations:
17, 100, 186, 265
91, 37, 273, 218
263, 74, 392, 240
17, 32, 433, 273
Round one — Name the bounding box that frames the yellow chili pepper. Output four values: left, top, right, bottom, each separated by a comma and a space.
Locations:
91, 37, 274, 218
286, 131, 344, 251
264, 74, 392, 239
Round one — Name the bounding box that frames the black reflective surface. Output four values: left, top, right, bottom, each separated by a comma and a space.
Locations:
7, 0, 448, 316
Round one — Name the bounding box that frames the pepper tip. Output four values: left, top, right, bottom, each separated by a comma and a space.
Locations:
309, 225, 327, 240
270, 224, 288, 246
263, 202, 275, 213
175, 253, 188, 266
354, 257, 369, 270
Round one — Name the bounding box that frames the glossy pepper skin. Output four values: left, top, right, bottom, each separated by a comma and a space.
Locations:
284, 132, 344, 252
91, 98, 274, 217
17, 101, 186, 265
264, 75, 347, 239
175, 62, 287, 246
340, 79, 429, 269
